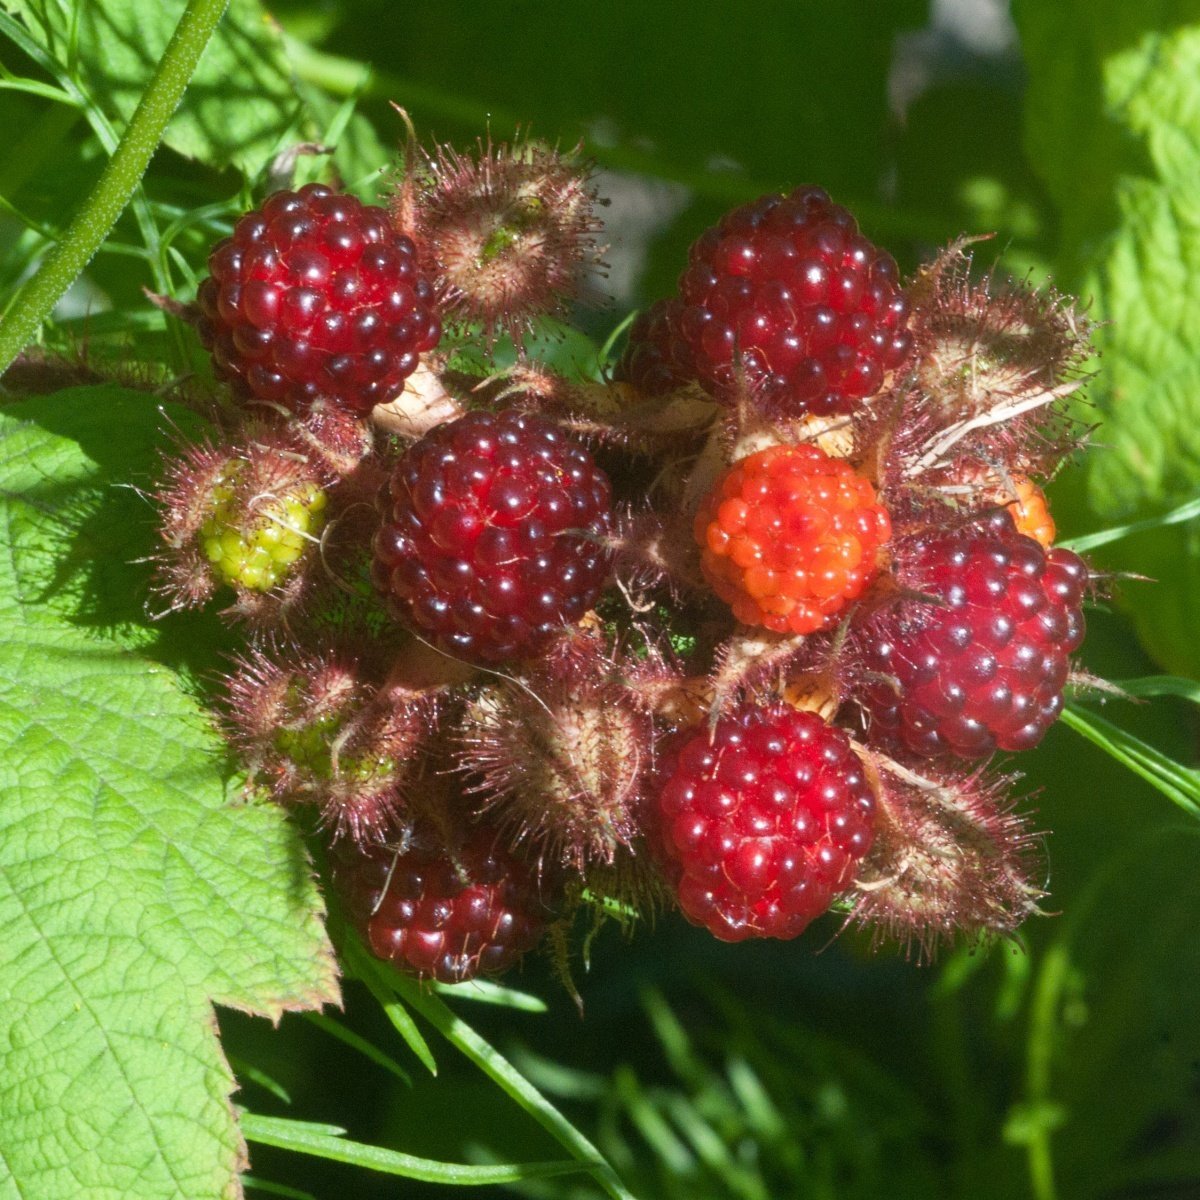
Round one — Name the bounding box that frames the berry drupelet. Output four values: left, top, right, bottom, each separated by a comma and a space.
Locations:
656, 704, 877, 941
196, 183, 442, 417
857, 509, 1088, 758
373, 409, 613, 664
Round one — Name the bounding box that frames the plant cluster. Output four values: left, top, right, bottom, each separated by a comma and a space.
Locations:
152, 125, 1095, 986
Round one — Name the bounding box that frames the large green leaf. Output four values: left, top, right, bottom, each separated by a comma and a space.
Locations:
2, 0, 301, 172
1017, 3, 1200, 674
0, 388, 339, 1200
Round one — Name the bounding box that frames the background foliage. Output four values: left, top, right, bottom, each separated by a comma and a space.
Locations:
1, 1, 1198, 1198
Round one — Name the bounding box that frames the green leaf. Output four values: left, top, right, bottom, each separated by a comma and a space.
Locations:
283, 0, 934, 288
1088, 168, 1200, 518
1018, 827, 1200, 1197
1096, 520, 1200, 678
0, 387, 339, 1200
239, 1112, 588, 1186
2, 0, 303, 172
1017, 5, 1200, 673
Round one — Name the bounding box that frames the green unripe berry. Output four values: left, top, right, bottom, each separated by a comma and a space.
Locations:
198, 466, 327, 592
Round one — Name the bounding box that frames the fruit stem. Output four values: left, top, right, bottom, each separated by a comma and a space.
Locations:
0, 0, 231, 378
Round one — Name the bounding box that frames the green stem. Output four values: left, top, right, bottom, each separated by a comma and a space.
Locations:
1024, 944, 1067, 1200
0, 0, 230, 376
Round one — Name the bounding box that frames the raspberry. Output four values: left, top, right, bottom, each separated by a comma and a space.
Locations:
677, 186, 911, 415
373, 409, 613, 663
656, 704, 877, 941
333, 822, 552, 983
694, 444, 892, 634
196, 183, 441, 416
613, 298, 696, 396
858, 509, 1087, 758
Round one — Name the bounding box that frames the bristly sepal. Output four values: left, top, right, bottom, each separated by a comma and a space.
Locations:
454, 629, 656, 871
396, 133, 607, 350
150, 422, 332, 625
848, 748, 1045, 961
871, 238, 1094, 499
223, 646, 443, 845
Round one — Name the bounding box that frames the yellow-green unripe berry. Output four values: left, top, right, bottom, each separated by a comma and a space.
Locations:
199, 465, 327, 592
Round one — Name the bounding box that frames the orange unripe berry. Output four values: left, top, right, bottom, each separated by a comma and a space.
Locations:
1007, 477, 1056, 548
694, 444, 891, 634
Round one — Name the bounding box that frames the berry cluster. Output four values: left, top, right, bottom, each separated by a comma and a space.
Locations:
152, 121, 1095, 986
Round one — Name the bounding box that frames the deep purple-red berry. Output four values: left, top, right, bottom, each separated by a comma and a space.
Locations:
656, 704, 877, 942
858, 509, 1087, 758
373, 409, 613, 664
196, 183, 441, 417
677, 185, 911, 415
614, 297, 696, 396
333, 822, 552, 983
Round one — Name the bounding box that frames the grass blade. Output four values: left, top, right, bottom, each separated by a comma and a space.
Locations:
348, 940, 438, 1076
348, 942, 636, 1200
301, 1011, 412, 1086
242, 1175, 318, 1200
239, 1112, 588, 1186
227, 1054, 292, 1105
1059, 494, 1200, 552
1111, 674, 1200, 704
1061, 704, 1200, 820
433, 978, 549, 1012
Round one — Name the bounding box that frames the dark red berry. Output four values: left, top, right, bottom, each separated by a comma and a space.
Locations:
196, 183, 442, 417
857, 509, 1087, 758
333, 822, 552, 983
677, 185, 911, 415
655, 704, 877, 942
613, 297, 696, 396
373, 409, 613, 664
